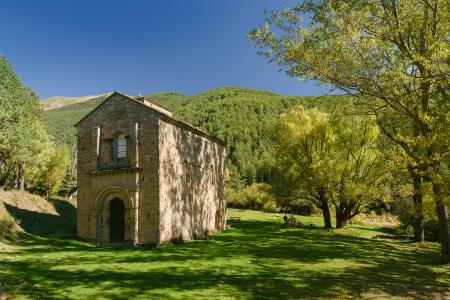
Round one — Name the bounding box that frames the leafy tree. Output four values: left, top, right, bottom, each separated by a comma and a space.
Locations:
12, 121, 55, 191
331, 115, 386, 228
0, 54, 44, 189
250, 0, 450, 263
228, 183, 277, 212
271, 106, 386, 228
270, 106, 334, 228
35, 145, 69, 198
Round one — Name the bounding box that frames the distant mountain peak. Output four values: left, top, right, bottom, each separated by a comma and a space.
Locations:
41, 92, 113, 111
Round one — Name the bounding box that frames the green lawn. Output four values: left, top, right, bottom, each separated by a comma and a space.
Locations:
1, 209, 449, 299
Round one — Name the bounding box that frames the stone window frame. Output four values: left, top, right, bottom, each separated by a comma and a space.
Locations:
112, 131, 127, 159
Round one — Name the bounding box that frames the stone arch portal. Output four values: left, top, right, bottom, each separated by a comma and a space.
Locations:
93, 186, 136, 244
110, 198, 125, 242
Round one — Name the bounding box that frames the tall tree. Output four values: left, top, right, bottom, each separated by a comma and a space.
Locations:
271, 106, 386, 228
331, 115, 386, 228
0, 54, 44, 189
250, 0, 450, 263
15, 122, 55, 191
271, 106, 334, 228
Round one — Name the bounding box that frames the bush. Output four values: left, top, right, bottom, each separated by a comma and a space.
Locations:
227, 183, 277, 212
393, 192, 446, 242
393, 196, 414, 225
0, 214, 17, 240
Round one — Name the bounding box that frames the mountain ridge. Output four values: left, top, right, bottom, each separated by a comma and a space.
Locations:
43, 86, 352, 185
41, 92, 113, 110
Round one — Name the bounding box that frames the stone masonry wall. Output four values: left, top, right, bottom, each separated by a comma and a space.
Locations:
158, 118, 227, 243
77, 92, 226, 245
76, 93, 160, 244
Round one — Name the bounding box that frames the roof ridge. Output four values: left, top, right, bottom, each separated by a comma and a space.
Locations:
74, 91, 226, 146
130, 95, 172, 113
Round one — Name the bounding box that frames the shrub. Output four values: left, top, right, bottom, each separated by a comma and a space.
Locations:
0, 214, 17, 240
393, 196, 415, 230
393, 192, 446, 242
227, 183, 277, 212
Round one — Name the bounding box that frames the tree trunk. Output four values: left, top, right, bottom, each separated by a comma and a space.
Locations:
0, 180, 5, 191
18, 161, 25, 191
0, 165, 13, 191
335, 214, 347, 229
411, 170, 424, 242
13, 162, 18, 189
335, 207, 348, 229
433, 181, 450, 264
321, 199, 332, 228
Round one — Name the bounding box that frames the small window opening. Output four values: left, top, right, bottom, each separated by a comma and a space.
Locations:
114, 133, 127, 158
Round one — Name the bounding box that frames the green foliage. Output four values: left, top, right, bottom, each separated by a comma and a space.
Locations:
0, 54, 50, 188
18, 122, 55, 188
249, 0, 449, 171
33, 145, 70, 198
42, 94, 110, 149
146, 92, 189, 111
227, 183, 276, 212
395, 185, 448, 242
271, 106, 387, 227
331, 114, 387, 227
250, 0, 450, 261
44, 87, 352, 186
0, 213, 17, 240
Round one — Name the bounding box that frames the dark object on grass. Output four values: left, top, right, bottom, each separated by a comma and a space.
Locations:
288, 215, 299, 226
303, 222, 316, 229
373, 234, 413, 240
283, 214, 317, 230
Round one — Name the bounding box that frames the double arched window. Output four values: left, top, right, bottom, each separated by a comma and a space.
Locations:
113, 132, 127, 159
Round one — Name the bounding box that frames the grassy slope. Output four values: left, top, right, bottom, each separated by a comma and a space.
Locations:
1, 205, 448, 299
41, 93, 112, 111
0, 190, 76, 241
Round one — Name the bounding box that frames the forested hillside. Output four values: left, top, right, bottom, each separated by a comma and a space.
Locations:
43, 94, 112, 147
43, 87, 352, 185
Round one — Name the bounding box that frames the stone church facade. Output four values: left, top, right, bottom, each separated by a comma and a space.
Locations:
75, 92, 227, 245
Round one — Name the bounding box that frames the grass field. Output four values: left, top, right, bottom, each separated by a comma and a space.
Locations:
1, 208, 449, 299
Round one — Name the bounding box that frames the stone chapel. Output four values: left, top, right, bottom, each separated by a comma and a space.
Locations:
75, 92, 227, 245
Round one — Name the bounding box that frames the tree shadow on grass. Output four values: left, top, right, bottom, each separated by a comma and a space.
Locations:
2, 218, 449, 299
352, 225, 397, 235
4, 198, 76, 238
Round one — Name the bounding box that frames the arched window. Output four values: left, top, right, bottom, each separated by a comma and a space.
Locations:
114, 133, 127, 159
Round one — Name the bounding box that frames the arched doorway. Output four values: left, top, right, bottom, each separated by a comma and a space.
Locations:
110, 198, 125, 242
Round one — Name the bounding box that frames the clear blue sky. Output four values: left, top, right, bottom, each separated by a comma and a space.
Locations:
0, 0, 329, 99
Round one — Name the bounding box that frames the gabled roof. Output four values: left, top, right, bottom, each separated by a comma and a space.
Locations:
74, 91, 226, 146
